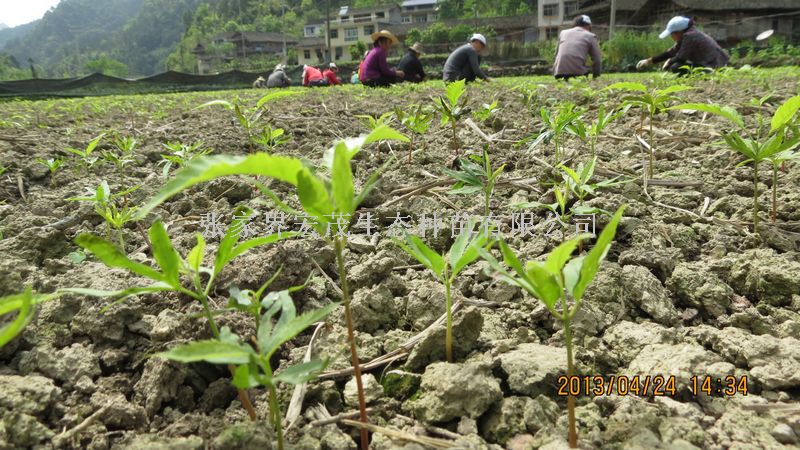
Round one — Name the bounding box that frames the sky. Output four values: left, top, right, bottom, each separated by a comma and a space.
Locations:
0, 0, 62, 28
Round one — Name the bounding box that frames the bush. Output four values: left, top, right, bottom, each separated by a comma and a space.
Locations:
601, 31, 670, 71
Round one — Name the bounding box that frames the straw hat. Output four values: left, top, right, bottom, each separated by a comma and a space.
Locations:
370, 29, 399, 45
408, 42, 425, 55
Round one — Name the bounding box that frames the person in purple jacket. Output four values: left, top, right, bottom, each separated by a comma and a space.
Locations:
359, 30, 405, 87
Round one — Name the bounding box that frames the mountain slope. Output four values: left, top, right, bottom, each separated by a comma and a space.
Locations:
0, 21, 38, 50
3, 0, 146, 77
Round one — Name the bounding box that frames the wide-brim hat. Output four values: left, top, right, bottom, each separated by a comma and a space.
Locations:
408, 42, 425, 54
371, 29, 399, 45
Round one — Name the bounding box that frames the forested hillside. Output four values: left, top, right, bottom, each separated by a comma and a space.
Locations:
1, 0, 536, 78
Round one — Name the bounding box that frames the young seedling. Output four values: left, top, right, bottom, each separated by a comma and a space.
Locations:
67, 181, 141, 249
472, 99, 500, 123
158, 141, 213, 178
36, 157, 65, 186
723, 131, 799, 233
112, 135, 138, 155
478, 206, 625, 448
512, 183, 570, 226
604, 82, 692, 177
67, 210, 297, 422
670, 95, 800, 233
66, 133, 105, 170
524, 102, 583, 163
394, 219, 492, 362
442, 146, 505, 217
766, 149, 800, 222
252, 125, 291, 152
133, 125, 409, 450
197, 91, 300, 148
395, 104, 434, 164
567, 105, 630, 159
162, 283, 335, 450
101, 134, 137, 171
558, 157, 629, 212
433, 79, 469, 154
355, 111, 395, 131
0, 288, 57, 349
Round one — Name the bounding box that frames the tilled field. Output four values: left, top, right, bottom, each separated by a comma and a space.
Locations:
1, 70, 799, 450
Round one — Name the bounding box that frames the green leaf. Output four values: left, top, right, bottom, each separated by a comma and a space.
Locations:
656, 85, 694, 96
353, 155, 393, 211
363, 125, 410, 146
85, 133, 105, 154
445, 79, 467, 106
149, 220, 182, 288
544, 235, 590, 275
274, 359, 328, 385
0, 289, 46, 348
396, 235, 445, 277
297, 170, 333, 225
62, 284, 174, 300
214, 208, 251, 277
452, 226, 492, 277
523, 261, 562, 309
0, 289, 54, 316
771, 95, 800, 133
226, 233, 298, 269
195, 99, 234, 110
332, 141, 354, 214
603, 82, 647, 93
76, 234, 165, 282
448, 220, 475, 274
256, 91, 302, 109
571, 205, 625, 301
157, 340, 254, 364
668, 103, 744, 129
233, 364, 263, 389
187, 234, 206, 272
723, 132, 757, 160
136, 154, 307, 219
259, 302, 337, 359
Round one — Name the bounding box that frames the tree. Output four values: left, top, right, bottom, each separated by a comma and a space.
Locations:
85, 55, 129, 77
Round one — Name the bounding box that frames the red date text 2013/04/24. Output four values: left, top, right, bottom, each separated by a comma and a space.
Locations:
556, 375, 749, 397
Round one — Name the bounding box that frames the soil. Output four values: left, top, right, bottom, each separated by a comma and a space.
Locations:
1, 70, 799, 450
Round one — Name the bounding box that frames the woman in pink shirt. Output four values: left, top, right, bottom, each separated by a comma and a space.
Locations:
359, 30, 405, 87
302, 65, 328, 87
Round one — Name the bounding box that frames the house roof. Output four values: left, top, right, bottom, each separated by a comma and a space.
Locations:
212, 31, 297, 44
297, 37, 326, 48
402, 0, 437, 8
340, 3, 400, 16
672, 0, 800, 10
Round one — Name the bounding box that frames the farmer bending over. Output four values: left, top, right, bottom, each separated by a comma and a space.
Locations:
266, 64, 291, 88
443, 34, 491, 83
323, 63, 342, 86
302, 65, 328, 87
398, 43, 426, 83
252, 76, 267, 88
637, 16, 729, 74
553, 15, 601, 80
360, 30, 405, 87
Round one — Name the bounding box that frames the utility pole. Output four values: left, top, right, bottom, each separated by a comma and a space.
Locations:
282, 4, 287, 59
609, 0, 617, 39
325, 0, 332, 63
238, 0, 246, 58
